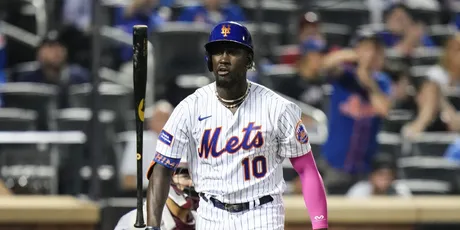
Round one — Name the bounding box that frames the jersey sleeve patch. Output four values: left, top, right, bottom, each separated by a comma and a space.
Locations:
295, 121, 309, 144
158, 129, 174, 146
154, 152, 181, 169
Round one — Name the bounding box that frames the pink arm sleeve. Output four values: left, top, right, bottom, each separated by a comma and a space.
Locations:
289, 151, 328, 229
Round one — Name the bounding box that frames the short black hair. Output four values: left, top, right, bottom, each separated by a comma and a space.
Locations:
371, 154, 397, 173
383, 3, 413, 21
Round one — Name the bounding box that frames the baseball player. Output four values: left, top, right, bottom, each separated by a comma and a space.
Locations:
115, 162, 198, 230
145, 21, 328, 230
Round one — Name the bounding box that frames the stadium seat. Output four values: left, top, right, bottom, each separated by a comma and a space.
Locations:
411, 8, 441, 25
55, 108, 120, 197
273, 44, 300, 65
385, 50, 411, 72
69, 82, 132, 110
428, 24, 456, 47
0, 82, 59, 130
396, 179, 453, 195
358, 23, 385, 32
240, 0, 297, 44
150, 22, 209, 102
264, 64, 296, 92
56, 108, 116, 132
0, 131, 87, 195
55, 108, 117, 162
243, 22, 283, 57
0, 143, 53, 194
99, 198, 139, 230
2, 0, 40, 67
405, 132, 457, 156
175, 74, 212, 101
321, 23, 351, 47
316, 0, 370, 30
411, 47, 442, 66
381, 109, 414, 133
409, 65, 430, 87
445, 89, 460, 110
377, 132, 402, 158
0, 108, 37, 131
69, 82, 132, 132
8, 61, 40, 82
398, 156, 460, 194
1, 164, 55, 195
79, 164, 120, 198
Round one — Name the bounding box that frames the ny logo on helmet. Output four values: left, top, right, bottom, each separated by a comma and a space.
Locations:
221, 25, 231, 37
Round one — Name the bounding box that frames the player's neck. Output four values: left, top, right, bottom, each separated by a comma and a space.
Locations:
216, 80, 248, 100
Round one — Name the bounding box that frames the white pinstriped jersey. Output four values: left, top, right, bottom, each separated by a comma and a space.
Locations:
155, 81, 311, 203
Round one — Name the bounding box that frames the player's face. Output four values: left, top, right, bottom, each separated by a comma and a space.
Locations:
370, 168, 394, 193
209, 42, 250, 88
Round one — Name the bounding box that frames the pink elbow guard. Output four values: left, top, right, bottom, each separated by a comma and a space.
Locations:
290, 152, 328, 229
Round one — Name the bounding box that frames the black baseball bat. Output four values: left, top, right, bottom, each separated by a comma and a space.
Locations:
133, 24, 148, 228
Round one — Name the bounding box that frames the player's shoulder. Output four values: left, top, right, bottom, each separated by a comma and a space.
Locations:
251, 81, 300, 111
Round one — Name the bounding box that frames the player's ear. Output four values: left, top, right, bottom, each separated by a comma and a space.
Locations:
247, 53, 253, 69
206, 52, 213, 72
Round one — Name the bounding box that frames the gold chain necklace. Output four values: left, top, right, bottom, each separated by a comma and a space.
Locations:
216, 82, 251, 108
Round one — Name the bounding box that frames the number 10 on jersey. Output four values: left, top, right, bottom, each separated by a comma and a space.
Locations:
242, 156, 267, 180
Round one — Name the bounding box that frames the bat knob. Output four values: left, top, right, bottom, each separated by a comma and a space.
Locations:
134, 223, 146, 228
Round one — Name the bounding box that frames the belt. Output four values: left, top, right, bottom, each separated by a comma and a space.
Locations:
199, 193, 273, 213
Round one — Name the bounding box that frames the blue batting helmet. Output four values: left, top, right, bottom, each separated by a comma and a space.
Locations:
204, 21, 254, 71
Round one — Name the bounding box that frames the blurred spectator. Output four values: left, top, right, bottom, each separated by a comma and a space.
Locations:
280, 11, 326, 66
15, 31, 90, 109
298, 11, 324, 44
116, 0, 171, 63
445, 137, 460, 164
0, 180, 11, 195
319, 34, 392, 194
367, 0, 439, 24
278, 39, 327, 110
385, 63, 416, 110
62, 0, 92, 33
403, 34, 460, 136
346, 155, 412, 198
378, 3, 435, 55
120, 100, 173, 190
177, 0, 245, 25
